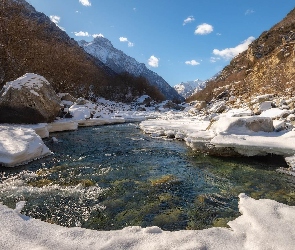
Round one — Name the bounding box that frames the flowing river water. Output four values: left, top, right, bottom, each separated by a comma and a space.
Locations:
1, 123, 295, 230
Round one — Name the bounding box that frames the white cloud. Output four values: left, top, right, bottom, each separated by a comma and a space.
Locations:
49, 15, 65, 31
245, 9, 255, 15
183, 16, 195, 26
93, 33, 104, 38
119, 37, 128, 42
119, 37, 134, 47
148, 55, 159, 68
185, 60, 200, 66
194, 23, 213, 35
210, 57, 220, 63
213, 36, 255, 60
74, 31, 90, 37
79, 0, 91, 6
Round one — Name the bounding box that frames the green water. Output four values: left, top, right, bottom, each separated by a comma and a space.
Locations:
0, 123, 294, 230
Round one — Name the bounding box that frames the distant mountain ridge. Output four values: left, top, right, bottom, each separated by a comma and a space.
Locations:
174, 79, 205, 98
79, 38, 184, 101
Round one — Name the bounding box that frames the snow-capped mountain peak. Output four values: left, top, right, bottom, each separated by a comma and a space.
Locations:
174, 79, 205, 98
79, 37, 183, 101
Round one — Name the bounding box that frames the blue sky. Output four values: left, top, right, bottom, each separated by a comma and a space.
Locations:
26, 0, 294, 86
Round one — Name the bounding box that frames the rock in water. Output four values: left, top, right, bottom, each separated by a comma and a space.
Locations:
0, 73, 61, 124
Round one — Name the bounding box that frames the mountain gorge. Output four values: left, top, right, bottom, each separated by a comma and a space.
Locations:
188, 7, 295, 104
0, 0, 181, 102
79, 38, 183, 101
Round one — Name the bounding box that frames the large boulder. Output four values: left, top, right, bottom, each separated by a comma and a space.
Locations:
211, 116, 274, 134
0, 73, 61, 124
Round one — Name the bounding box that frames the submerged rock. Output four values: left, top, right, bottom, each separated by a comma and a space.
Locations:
0, 73, 61, 124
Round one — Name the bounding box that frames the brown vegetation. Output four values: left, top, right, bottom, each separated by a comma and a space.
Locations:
187, 7, 295, 104
0, 0, 165, 102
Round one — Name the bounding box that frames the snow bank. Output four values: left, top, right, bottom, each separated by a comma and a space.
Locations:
0, 194, 294, 249
0, 126, 51, 167
260, 108, 290, 119
211, 131, 295, 156
47, 119, 78, 132
77, 117, 125, 127
17, 123, 49, 138
140, 110, 295, 168
140, 116, 210, 138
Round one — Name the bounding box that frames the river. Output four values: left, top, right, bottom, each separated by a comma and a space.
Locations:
0, 123, 294, 231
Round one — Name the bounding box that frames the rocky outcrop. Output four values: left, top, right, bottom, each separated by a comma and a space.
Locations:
0, 73, 61, 124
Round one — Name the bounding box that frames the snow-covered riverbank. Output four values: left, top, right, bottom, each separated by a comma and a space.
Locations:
1, 193, 294, 250
1, 89, 295, 249
140, 107, 295, 174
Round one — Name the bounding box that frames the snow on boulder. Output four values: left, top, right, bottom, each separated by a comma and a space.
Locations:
68, 98, 102, 120
58, 93, 76, 107
209, 101, 227, 113
260, 108, 290, 119
136, 95, 152, 105
0, 125, 51, 167
0, 73, 61, 124
210, 116, 274, 134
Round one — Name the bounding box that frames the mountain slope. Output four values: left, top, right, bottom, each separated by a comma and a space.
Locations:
0, 0, 116, 97
79, 38, 184, 102
0, 0, 167, 102
188, 7, 295, 103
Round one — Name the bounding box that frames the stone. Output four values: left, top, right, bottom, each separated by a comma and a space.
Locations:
216, 90, 229, 100
251, 94, 274, 104
259, 101, 273, 112
287, 114, 295, 121
210, 101, 227, 113
75, 97, 88, 105
0, 73, 61, 124
211, 116, 274, 134
245, 117, 274, 132
194, 101, 207, 110
58, 93, 76, 102
273, 120, 286, 132
137, 107, 146, 111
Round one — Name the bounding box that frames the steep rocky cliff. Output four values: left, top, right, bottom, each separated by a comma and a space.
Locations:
189, 7, 295, 104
